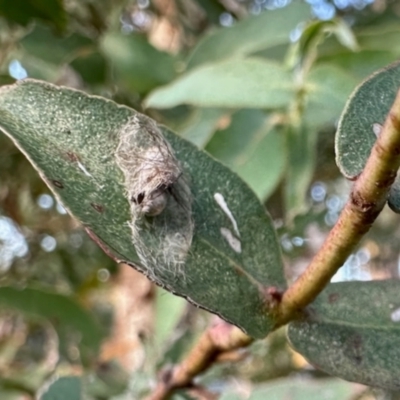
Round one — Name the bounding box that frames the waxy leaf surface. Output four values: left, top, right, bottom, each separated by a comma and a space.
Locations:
288, 280, 400, 390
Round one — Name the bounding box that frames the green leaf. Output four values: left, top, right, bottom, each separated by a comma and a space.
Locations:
206, 109, 286, 200
287, 280, 400, 390
221, 378, 356, 400
21, 25, 93, 66
100, 32, 176, 95
295, 19, 358, 68
70, 51, 108, 86
318, 50, 397, 81
284, 124, 317, 219
305, 64, 358, 129
179, 108, 225, 149
192, 0, 226, 25
155, 288, 186, 349
0, 388, 29, 400
83, 361, 129, 398
335, 61, 400, 212
0, 287, 103, 361
358, 23, 400, 55
186, 2, 310, 69
0, 80, 285, 338
0, 0, 67, 32
0, 75, 15, 86
41, 376, 81, 400
146, 59, 294, 109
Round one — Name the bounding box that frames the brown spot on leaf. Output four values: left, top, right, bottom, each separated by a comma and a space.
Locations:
51, 180, 64, 189
345, 334, 363, 365
232, 264, 244, 276
65, 151, 80, 162
328, 293, 339, 303
91, 203, 104, 213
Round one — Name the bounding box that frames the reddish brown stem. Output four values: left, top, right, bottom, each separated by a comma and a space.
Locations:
277, 88, 400, 324
144, 318, 252, 400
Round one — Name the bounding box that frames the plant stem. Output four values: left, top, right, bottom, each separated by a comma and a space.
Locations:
277, 87, 400, 325
148, 87, 400, 400
144, 318, 252, 400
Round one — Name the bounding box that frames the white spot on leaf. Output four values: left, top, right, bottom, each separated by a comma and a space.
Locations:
77, 161, 92, 177
391, 307, 400, 322
372, 123, 383, 137
220, 227, 241, 253
214, 193, 240, 237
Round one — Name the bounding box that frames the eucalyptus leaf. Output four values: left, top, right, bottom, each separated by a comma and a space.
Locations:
0, 0, 66, 32
146, 59, 294, 109
0, 80, 285, 338
288, 280, 400, 390
206, 109, 286, 200
179, 108, 225, 148
21, 25, 92, 65
220, 378, 356, 400
100, 32, 176, 95
0, 286, 103, 361
335, 61, 400, 212
155, 288, 186, 349
318, 50, 396, 81
186, 1, 310, 69
41, 376, 81, 400
284, 124, 317, 219
305, 64, 358, 129
358, 23, 400, 55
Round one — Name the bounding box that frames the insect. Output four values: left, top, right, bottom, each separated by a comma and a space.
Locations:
116, 115, 185, 218
115, 114, 193, 276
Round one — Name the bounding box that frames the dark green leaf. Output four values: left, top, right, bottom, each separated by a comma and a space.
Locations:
0, 0, 67, 32
187, 2, 310, 69
0, 80, 285, 338
335, 61, 400, 212
0, 287, 103, 361
70, 51, 108, 86
221, 378, 356, 400
100, 32, 176, 95
41, 376, 81, 400
0, 75, 15, 86
206, 109, 286, 200
146, 59, 294, 109
288, 280, 400, 390
192, 0, 226, 25
21, 25, 93, 66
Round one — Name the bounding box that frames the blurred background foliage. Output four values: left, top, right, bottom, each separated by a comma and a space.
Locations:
1, 0, 400, 398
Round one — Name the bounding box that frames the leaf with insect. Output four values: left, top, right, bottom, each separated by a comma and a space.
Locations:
0, 80, 285, 338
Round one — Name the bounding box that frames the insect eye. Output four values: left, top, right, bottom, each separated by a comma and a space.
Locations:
137, 192, 145, 205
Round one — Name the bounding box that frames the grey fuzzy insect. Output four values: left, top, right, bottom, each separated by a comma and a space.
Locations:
115, 114, 193, 277
116, 115, 183, 217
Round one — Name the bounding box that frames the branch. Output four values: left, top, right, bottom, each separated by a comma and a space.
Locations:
277, 87, 400, 324
146, 88, 400, 399
144, 318, 252, 400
